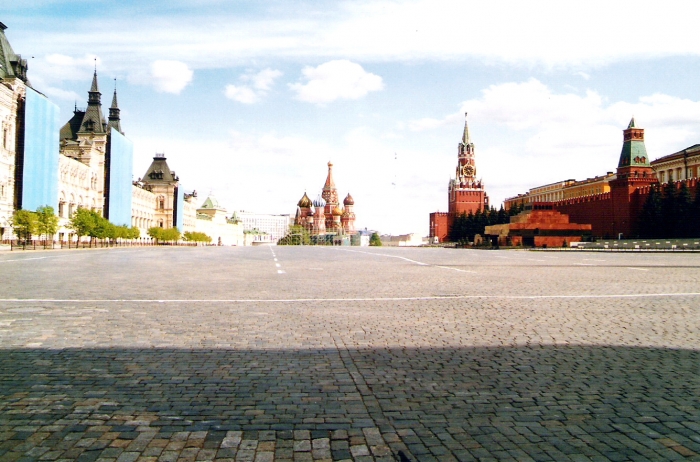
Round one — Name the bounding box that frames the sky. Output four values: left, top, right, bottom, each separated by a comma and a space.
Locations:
5, 0, 700, 235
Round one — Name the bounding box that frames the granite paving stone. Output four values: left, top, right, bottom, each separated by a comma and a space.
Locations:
1, 246, 699, 461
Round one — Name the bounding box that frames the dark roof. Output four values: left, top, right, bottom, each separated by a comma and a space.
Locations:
0, 23, 30, 84
59, 110, 84, 141
650, 144, 700, 165
142, 155, 178, 184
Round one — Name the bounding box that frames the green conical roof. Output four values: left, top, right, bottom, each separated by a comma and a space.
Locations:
618, 118, 649, 169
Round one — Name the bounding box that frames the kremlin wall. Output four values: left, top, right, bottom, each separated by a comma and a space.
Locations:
429, 113, 700, 244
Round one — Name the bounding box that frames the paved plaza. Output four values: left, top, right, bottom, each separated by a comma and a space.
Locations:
0, 246, 699, 462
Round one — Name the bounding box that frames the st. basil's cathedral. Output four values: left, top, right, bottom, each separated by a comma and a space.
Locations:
295, 162, 356, 236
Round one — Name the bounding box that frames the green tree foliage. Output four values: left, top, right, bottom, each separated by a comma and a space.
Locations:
369, 232, 382, 246
35, 205, 59, 248
183, 231, 212, 243
69, 208, 139, 243
639, 181, 699, 238
638, 185, 662, 238
278, 225, 311, 245
69, 208, 98, 241
12, 209, 37, 242
675, 182, 692, 238
148, 226, 181, 243
448, 206, 512, 243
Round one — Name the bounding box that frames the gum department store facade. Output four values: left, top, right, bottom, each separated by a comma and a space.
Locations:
0, 23, 290, 245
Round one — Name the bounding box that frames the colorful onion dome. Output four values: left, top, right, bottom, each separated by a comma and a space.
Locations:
332, 205, 343, 216
343, 193, 354, 206
297, 192, 312, 208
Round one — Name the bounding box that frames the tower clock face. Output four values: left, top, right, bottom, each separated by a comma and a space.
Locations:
462, 165, 475, 176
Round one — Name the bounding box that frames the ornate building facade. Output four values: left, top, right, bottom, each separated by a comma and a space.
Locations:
0, 22, 28, 241
294, 162, 356, 236
429, 113, 489, 242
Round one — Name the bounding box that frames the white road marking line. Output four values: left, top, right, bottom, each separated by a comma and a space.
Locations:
526, 259, 546, 262
0, 257, 47, 263
275, 263, 281, 268
274, 258, 278, 262
575, 263, 595, 266
2, 292, 699, 304
337, 248, 477, 271
277, 270, 286, 274
627, 267, 649, 271
434, 266, 476, 273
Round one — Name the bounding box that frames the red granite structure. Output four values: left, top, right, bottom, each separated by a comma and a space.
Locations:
485, 204, 591, 247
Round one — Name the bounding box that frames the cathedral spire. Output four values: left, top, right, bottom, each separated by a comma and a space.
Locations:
321, 161, 338, 206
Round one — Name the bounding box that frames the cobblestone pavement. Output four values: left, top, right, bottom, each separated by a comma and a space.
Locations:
1, 246, 699, 462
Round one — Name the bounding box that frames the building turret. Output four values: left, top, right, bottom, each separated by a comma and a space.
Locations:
609, 118, 657, 238
341, 193, 356, 234
0, 22, 30, 84
78, 70, 107, 134
322, 161, 339, 229
108, 81, 122, 134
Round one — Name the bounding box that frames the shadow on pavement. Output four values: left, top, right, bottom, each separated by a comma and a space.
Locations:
1, 346, 699, 461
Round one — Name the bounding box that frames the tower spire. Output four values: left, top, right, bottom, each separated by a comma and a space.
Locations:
78, 66, 107, 133
108, 78, 122, 134
462, 112, 470, 144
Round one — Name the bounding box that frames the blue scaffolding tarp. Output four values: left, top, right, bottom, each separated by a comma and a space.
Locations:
22, 87, 59, 211
108, 128, 134, 226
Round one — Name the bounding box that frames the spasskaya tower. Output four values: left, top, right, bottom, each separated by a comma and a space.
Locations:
448, 113, 489, 214
429, 113, 489, 242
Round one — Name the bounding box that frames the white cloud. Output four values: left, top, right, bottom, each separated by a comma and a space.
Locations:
225, 68, 282, 104
150, 60, 193, 94
224, 85, 258, 104
410, 79, 700, 209
289, 60, 383, 104
243, 68, 283, 91
14, 1, 700, 73
41, 86, 81, 101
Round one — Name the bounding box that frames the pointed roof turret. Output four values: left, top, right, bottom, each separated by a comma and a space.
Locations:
77, 68, 107, 134
142, 153, 178, 184
90, 69, 100, 93
461, 112, 471, 145
324, 161, 336, 189
617, 117, 649, 170
108, 79, 123, 134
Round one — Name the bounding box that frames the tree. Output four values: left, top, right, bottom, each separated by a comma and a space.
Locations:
161, 227, 181, 242
184, 231, 212, 243
369, 232, 382, 246
35, 206, 59, 248
278, 225, 310, 245
675, 182, 692, 238
148, 226, 163, 242
638, 185, 662, 238
69, 208, 97, 244
12, 209, 37, 243
660, 180, 676, 238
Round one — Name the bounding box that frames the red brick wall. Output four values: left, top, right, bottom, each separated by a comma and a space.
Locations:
429, 212, 452, 243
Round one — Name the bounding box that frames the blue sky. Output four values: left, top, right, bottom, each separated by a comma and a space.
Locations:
5, 1, 700, 235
